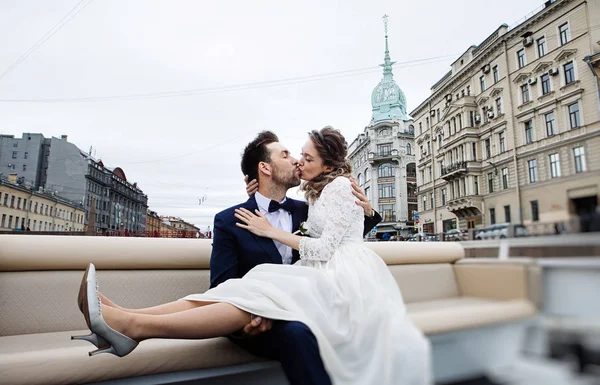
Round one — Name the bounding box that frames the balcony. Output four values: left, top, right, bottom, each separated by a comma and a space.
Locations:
368, 149, 400, 163
446, 195, 483, 218
441, 161, 471, 180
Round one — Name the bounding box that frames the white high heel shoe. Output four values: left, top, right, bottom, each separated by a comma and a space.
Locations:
83, 263, 138, 357
72, 264, 109, 349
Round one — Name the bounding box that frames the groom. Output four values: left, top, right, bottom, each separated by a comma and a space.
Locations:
210, 131, 381, 385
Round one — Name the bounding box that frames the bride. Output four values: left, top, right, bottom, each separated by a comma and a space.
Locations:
75, 126, 431, 385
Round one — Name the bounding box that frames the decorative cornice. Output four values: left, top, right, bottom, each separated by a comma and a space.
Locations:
513, 72, 532, 83
532, 61, 553, 73
554, 48, 577, 63
489, 87, 503, 97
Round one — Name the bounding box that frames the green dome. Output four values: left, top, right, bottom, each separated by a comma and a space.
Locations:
371, 27, 409, 122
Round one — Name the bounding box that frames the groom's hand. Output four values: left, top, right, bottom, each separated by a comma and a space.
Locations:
242, 316, 273, 337
244, 175, 259, 196
350, 178, 374, 217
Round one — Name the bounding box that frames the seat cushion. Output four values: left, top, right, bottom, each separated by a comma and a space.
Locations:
0, 330, 265, 385
407, 297, 536, 335
388, 263, 460, 304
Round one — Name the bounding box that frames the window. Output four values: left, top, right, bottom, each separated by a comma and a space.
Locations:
521, 84, 530, 103
490, 208, 496, 225
485, 138, 491, 158
1, 214, 5, 228
378, 183, 395, 198
573, 146, 586, 173
17, 197, 21, 209
528, 159, 538, 182
378, 163, 395, 178
480, 75, 486, 93
472, 143, 477, 160
442, 189, 447, 205
422, 195, 427, 211
24, 152, 28, 159
564, 61, 575, 84
504, 205, 511, 223
496, 97, 503, 115
531, 200, 539, 222
545, 112, 557, 136
10, 195, 15, 208
537, 37, 547, 57
34, 202, 38, 213
474, 176, 479, 195
430, 192, 434, 208
23, 164, 27, 171
379, 204, 395, 222
377, 143, 392, 156
517, 49, 526, 68
502, 168, 509, 189
541, 73, 551, 95
469, 111, 475, 127
364, 186, 370, 202
498, 131, 506, 153
467, 85, 471, 95
525, 120, 534, 144
568, 102, 580, 129
492, 65, 499, 83
419, 122, 422, 134
428, 166, 432, 181
13, 142, 18, 147
8, 216, 13, 228
357, 173, 362, 186
559, 23, 570, 45
12, 151, 17, 159
487, 172, 494, 193
406, 143, 412, 155
549, 153, 561, 178
365, 168, 370, 182
458, 114, 463, 129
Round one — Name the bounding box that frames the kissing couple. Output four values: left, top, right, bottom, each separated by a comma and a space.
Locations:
74, 126, 431, 385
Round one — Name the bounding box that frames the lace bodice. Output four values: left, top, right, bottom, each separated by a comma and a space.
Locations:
299, 177, 364, 261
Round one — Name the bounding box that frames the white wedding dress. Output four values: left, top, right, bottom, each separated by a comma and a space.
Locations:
183, 177, 431, 384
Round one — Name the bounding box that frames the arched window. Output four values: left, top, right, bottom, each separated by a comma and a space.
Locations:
406, 143, 412, 155
378, 163, 395, 178
364, 168, 370, 182
357, 173, 362, 185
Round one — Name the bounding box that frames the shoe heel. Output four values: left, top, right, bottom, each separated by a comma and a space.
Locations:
89, 345, 117, 357
71, 332, 108, 348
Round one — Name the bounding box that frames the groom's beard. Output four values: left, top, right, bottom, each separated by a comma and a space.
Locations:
272, 164, 301, 190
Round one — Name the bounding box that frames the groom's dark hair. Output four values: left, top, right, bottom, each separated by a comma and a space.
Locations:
241, 131, 279, 182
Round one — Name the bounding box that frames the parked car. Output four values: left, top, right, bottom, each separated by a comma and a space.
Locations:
444, 229, 469, 241
407, 233, 439, 242
475, 223, 528, 240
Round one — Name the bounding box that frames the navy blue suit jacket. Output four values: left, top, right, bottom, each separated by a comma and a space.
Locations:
210, 194, 381, 288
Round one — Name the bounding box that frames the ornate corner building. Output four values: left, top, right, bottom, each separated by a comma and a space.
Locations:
410, 0, 600, 234
348, 16, 417, 240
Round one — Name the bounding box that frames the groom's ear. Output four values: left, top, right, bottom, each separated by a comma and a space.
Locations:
258, 161, 272, 177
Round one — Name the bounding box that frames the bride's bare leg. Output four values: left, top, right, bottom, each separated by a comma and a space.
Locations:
99, 293, 212, 315
102, 302, 250, 341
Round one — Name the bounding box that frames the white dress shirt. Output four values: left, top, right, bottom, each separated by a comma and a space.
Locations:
254, 192, 293, 265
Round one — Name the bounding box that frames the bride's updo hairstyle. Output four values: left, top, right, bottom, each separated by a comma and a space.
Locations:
301, 126, 353, 202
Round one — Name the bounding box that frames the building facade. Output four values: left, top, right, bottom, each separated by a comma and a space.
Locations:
0, 133, 148, 233
410, 0, 600, 234
348, 18, 417, 239
0, 175, 86, 232
146, 209, 161, 236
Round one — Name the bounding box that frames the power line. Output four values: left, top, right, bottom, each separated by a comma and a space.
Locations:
0, 0, 94, 83
0, 54, 458, 103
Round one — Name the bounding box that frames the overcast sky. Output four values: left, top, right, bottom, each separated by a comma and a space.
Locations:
0, 0, 545, 229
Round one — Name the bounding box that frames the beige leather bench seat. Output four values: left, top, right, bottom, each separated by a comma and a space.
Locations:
0, 299, 536, 385
0, 236, 539, 385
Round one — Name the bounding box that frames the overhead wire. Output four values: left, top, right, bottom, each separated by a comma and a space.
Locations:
0, 0, 94, 82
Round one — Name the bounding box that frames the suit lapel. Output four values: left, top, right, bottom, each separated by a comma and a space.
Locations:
244, 195, 283, 264
289, 198, 309, 264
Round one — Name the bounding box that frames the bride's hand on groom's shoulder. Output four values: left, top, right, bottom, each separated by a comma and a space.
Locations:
350, 178, 375, 217
244, 175, 258, 196
235, 208, 274, 238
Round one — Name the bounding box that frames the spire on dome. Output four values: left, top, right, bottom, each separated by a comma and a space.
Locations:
381, 14, 396, 81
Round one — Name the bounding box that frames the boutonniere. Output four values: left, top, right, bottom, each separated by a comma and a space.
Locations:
293, 221, 310, 236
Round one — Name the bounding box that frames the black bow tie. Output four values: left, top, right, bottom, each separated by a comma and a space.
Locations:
268, 199, 294, 213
